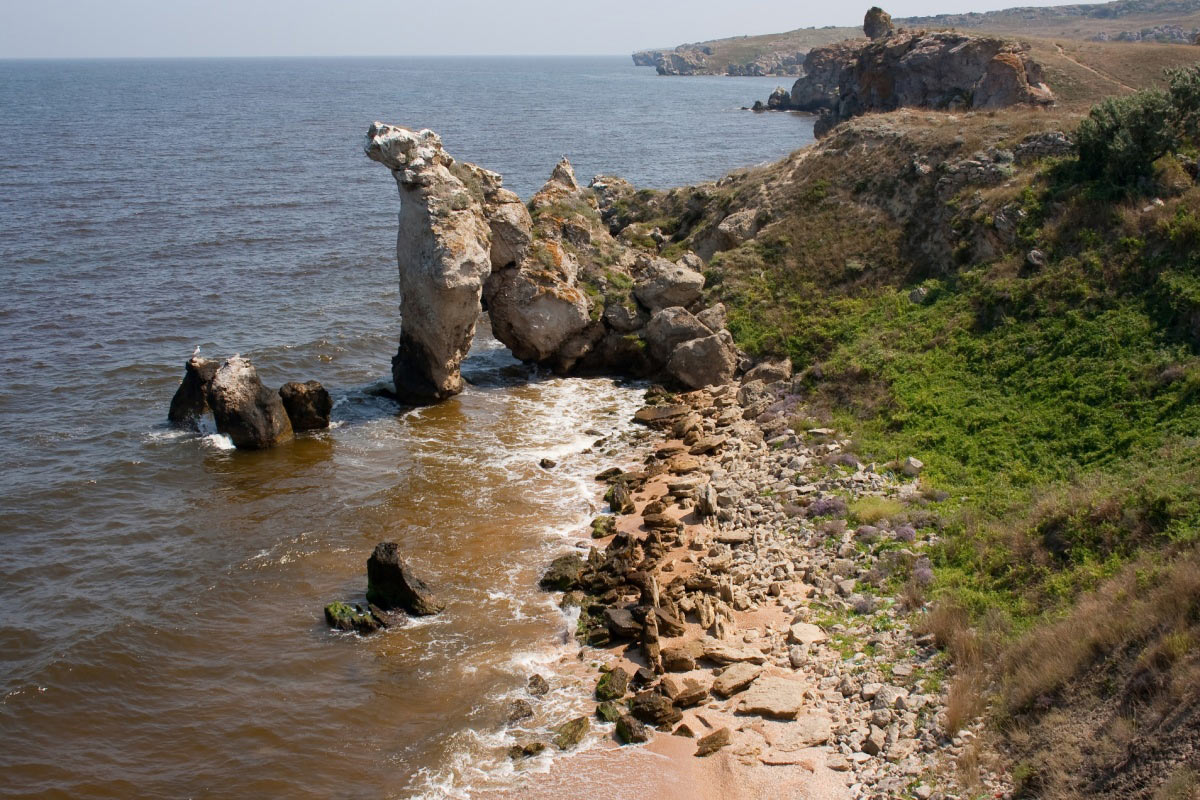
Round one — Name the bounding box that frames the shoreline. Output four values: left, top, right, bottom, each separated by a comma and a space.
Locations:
503, 376, 1005, 799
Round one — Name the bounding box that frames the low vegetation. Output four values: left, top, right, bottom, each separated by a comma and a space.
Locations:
611, 54, 1200, 797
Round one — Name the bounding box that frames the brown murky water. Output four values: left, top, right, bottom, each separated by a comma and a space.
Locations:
1, 331, 648, 799
0, 56, 814, 799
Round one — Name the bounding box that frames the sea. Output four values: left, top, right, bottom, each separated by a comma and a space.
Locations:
0, 56, 814, 799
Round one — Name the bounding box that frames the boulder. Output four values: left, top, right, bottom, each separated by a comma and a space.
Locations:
508, 741, 546, 759
528, 674, 550, 696
365, 542, 445, 615
631, 691, 682, 727
278, 380, 332, 431
539, 553, 585, 591
742, 359, 792, 385
206, 356, 294, 449
695, 303, 727, 333
595, 667, 630, 701
365, 123, 492, 404
767, 86, 791, 109
667, 331, 739, 389
506, 698, 534, 724
168, 355, 217, 429
552, 716, 590, 750
715, 208, 761, 250
616, 714, 650, 744
484, 263, 590, 363
323, 601, 387, 634
712, 663, 763, 697
633, 256, 705, 312
740, 676, 808, 719
646, 307, 710, 365
863, 6, 895, 40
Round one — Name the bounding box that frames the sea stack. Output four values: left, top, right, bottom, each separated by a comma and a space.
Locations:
364, 123, 493, 405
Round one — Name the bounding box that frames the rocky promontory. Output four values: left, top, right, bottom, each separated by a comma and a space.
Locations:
757, 9, 1054, 136
365, 123, 744, 403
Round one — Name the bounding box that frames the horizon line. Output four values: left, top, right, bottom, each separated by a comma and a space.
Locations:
0, 53, 638, 62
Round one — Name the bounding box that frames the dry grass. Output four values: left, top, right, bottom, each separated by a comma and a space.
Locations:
848, 496, 905, 524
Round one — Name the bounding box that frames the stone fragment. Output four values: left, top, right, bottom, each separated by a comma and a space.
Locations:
595, 667, 630, 701
528, 673, 550, 696
695, 727, 731, 756
788, 622, 827, 645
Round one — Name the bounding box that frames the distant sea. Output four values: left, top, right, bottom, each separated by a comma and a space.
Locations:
0, 56, 814, 799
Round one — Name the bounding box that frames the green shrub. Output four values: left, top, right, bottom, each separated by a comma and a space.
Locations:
1077, 66, 1200, 188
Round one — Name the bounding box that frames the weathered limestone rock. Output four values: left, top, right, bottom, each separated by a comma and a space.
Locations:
646, 306, 710, 365
667, 331, 739, 389
712, 662, 763, 696
767, 86, 791, 109
484, 259, 590, 362
695, 727, 731, 756
278, 380, 332, 431
206, 356, 294, 449
168, 355, 218, 430
365, 541, 445, 615
864, 6, 895, 40
740, 676, 808, 719
365, 123, 492, 404
633, 254, 705, 312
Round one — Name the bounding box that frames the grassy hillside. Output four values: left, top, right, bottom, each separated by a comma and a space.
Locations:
605, 51, 1200, 798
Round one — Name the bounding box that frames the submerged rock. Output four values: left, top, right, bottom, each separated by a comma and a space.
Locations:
278, 380, 332, 431
168, 355, 218, 430
365, 542, 445, 615
206, 356, 294, 450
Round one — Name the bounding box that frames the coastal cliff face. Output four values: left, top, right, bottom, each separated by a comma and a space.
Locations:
773, 28, 1054, 135
366, 123, 743, 402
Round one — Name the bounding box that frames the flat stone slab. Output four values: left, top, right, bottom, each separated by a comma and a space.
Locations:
759, 749, 820, 768
788, 622, 827, 645
712, 662, 762, 697
634, 404, 690, 423
756, 715, 833, 749
703, 639, 767, 665
716, 531, 752, 545
740, 676, 808, 719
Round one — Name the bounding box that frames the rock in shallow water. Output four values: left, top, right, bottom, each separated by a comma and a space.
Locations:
365, 542, 445, 615
323, 601, 387, 634
278, 380, 332, 431
168, 355, 217, 430
206, 356, 294, 450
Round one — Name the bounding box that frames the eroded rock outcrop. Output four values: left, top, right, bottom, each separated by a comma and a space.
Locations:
367, 122, 747, 394
365, 123, 494, 404
366, 541, 445, 615
206, 356, 294, 450
761, 20, 1054, 136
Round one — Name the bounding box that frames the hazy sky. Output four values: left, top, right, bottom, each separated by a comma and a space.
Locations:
1, 0, 1088, 58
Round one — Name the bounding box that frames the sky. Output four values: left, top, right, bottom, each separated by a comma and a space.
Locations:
0, 0, 1090, 59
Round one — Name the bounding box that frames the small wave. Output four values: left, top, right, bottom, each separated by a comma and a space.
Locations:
201, 433, 235, 451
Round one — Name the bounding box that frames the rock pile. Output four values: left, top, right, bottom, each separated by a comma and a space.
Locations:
526, 372, 984, 795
